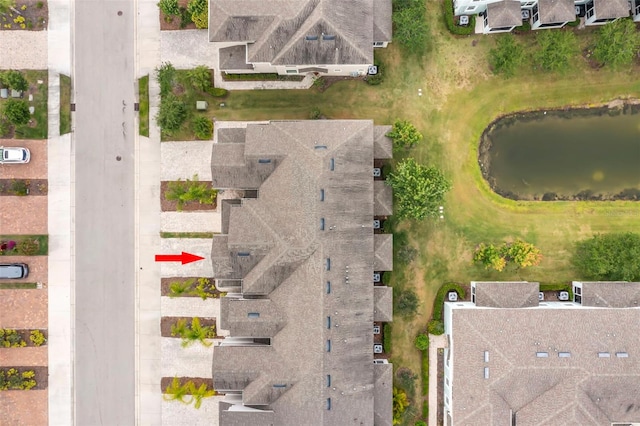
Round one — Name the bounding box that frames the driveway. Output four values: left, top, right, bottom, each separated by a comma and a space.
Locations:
0, 140, 48, 179
0, 288, 47, 328
0, 32, 48, 70
160, 30, 218, 68
0, 256, 48, 285
0, 197, 48, 234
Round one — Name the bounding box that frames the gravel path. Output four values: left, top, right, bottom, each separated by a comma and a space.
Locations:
162, 397, 222, 425
0, 31, 48, 69
161, 337, 215, 378
160, 212, 220, 233
160, 238, 213, 277
160, 30, 217, 69
161, 296, 220, 318
160, 141, 213, 181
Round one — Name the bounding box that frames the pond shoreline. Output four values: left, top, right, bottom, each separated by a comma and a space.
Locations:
478, 99, 640, 201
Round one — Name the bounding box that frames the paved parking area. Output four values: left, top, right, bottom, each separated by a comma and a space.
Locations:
0, 256, 48, 285
0, 139, 48, 179
0, 197, 48, 234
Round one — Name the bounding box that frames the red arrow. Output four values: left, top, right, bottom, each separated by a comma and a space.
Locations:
155, 251, 205, 265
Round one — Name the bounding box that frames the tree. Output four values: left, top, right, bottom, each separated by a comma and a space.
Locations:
392, 0, 429, 57
387, 119, 422, 151
155, 62, 176, 97
572, 232, 640, 281
187, 0, 207, 29
157, 0, 180, 16
504, 240, 542, 268
593, 19, 640, 69
163, 377, 193, 404
396, 288, 419, 317
473, 243, 506, 271
192, 116, 213, 140
534, 30, 578, 73
0, 70, 28, 92
414, 334, 429, 351
489, 34, 524, 77
156, 95, 187, 134
3, 99, 30, 125
186, 65, 212, 92
386, 158, 451, 221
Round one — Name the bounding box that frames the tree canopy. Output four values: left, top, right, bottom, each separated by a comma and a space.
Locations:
414, 334, 429, 351
392, 0, 429, 57
489, 34, 524, 77
473, 240, 542, 271
387, 119, 422, 151
386, 158, 451, 221
572, 232, 640, 281
593, 19, 640, 69
534, 30, 578, 73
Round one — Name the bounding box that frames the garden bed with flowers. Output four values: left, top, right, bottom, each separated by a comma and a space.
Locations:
0, 0, 48, 30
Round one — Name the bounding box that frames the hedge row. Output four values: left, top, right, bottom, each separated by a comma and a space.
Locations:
443, 0, 475, 36
383, 323, 392, 354
432, 282, 466, 321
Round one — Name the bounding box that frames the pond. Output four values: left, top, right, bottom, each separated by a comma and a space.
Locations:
479, 106, 640, 201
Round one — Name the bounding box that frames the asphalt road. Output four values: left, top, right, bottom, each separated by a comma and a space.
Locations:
73, 1, 136, 424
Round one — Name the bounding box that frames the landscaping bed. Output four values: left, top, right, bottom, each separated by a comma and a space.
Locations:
0, 366, 47, 390
160, 181, 217, 212
0, 70, 48, 139
0, 329, 47, 347
160, 316, 216, 338
0, 235, 48, 256
0, 179, 47, 196
159, 0, 196, 30
161, 376, 213, 392
138, 75, 149, 137
59, 74, 71, 135
0, 0, 48, 31
221, 72, 305, 82
0, 282, 39, 289
161, 276, 223, 298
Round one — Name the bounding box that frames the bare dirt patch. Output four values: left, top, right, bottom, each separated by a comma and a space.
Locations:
160, 181, 217, 212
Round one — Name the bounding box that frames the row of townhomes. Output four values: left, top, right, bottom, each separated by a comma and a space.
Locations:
444, 281, 640, 425
209, 0, 392, 76
454, 0, 640, 34
209, 120, 395, 424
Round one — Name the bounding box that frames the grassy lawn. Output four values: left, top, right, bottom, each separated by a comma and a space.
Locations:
162, 6, 640, 424
0, 70, 48, 139
59, 74, 71, 135
139, 75, 149, 137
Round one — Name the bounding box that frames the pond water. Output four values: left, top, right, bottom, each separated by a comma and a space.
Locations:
481, 108, 640, 200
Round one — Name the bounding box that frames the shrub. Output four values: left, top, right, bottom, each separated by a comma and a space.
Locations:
414, 334, 429, 351
432, 282, 466, 321
29, 330, 46, 347
572, 232, 640, 281
416, 421, 427, 426
189, 381, 217, 409
36, 1, 43, 8
393, 387, 409, 425
427, 319, 444, 335
0, 329, 26, 348
3, 99, 30, 125
192, 116, 213, 140
309, 107, 322, 120
186, 65, 212, 92
0, 70, 28, 92
392, 0, 429, 57
192, 277, 217, 300
165, 175, 217, 210
156, 95, 187, 134
443, 0, 475, 36
208, 87, 228, 97
383, 323, 392, 353
0, 368, 36, 391
179, 6, 192, 28
155, 62, 176, 97
395, 288, 419, 317
169, 279, 195, 297
158, 0, 180, 16
17, 238, 39, 256
163, 377, 193, 404
10, 179, 28, 196
187, 0, 207, 28
534, 30, 578, 73
388, 119, 422, 151
593, 18, 640, 69
489, 34, 524, 77
566, 18, 580, 27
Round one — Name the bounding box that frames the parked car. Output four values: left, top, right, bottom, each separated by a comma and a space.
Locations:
0, 263, 29, 279
0, 146, 31, 164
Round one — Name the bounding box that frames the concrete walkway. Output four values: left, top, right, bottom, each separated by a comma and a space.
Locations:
47, 0, 72, 424
160, 141, 213, 181
429, 334, 447, 426
161, 211, 220, 233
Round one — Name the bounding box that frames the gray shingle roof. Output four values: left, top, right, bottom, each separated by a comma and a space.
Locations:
577, 281, 640, 308
537, 0, 575, 24
373, 180, 393, 216
448, 305, 640, 425
486, 0, 522, 28
593, 0, 629, 20
472, 281, 540, 308
209, 0, 391, 66
373, 125, 393, 159
219, 45, 253, 71
211, 120, 393, 425
374, 286, 393, 322
373, 363, 393, 426
374, 234, 393, 271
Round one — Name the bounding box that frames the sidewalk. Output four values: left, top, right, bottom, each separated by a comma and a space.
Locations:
47, 0, 73, 424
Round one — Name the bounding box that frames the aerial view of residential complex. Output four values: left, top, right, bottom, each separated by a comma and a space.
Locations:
0, 0, 638, 424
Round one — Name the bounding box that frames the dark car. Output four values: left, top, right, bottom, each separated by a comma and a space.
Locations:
0, 263, 29, 279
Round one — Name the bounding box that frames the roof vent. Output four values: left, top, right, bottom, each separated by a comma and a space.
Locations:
558, 352, 571, 358
484, 367, 489, 379
616, 352, 629, 358
598, 352, 610, 358
536, 352, 549, 358
484, 351, 489, 362
305, 35, 318, 41
322, 34, 336, 40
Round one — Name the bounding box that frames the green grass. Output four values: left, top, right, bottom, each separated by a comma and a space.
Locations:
0, 282, 39, 289
160, 232, 214, 239
59, 74, 71, 135
0, 70, 48, 139
139, 75, 150, 137
0, 235, 48, 256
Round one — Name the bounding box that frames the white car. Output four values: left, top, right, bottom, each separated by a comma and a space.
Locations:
0, 146, 31, 164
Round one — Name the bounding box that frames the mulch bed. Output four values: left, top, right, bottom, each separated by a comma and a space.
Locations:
437, 349, 444, 426
1, 329, 47, 347
1, 366, 48, 390
160, 181, 217, 212
160, 376, 214, 392
0, 0, 48, 31
160, 316, 216, 338
159, 0, 196, 31
0, 179, 47, 196
160, 277, 222, 298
